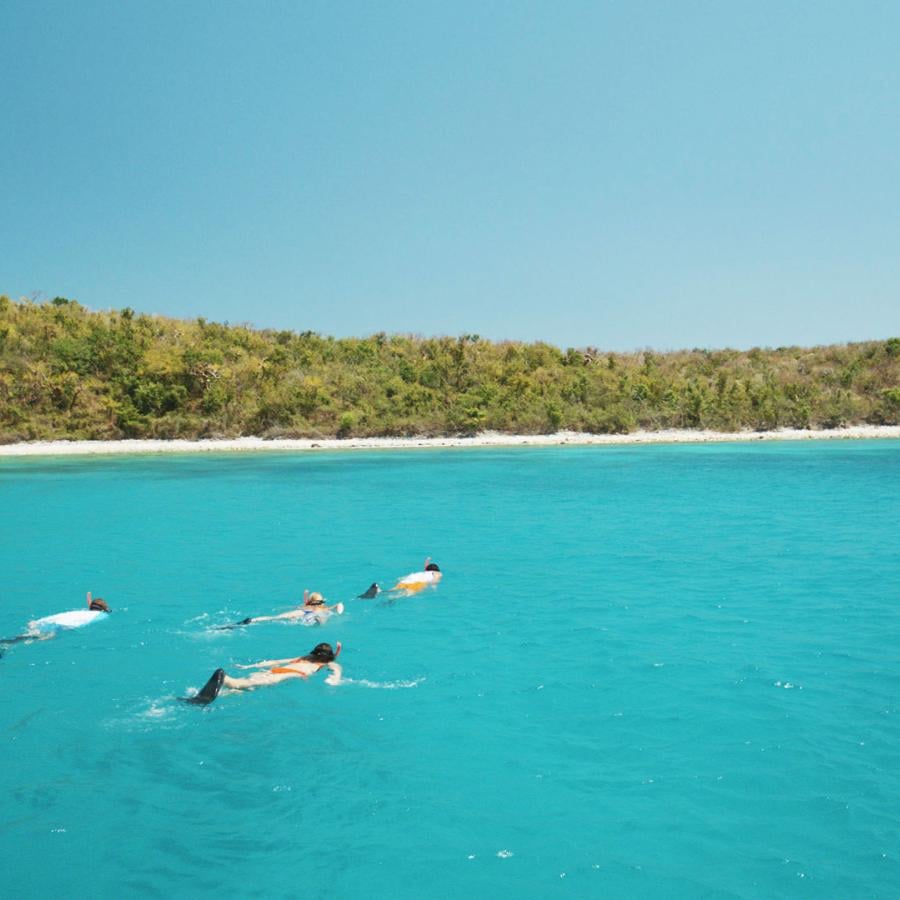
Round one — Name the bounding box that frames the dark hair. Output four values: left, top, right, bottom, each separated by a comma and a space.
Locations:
90, 598, 111, 613
300, 643, 335, 664
425, 563, 440, 572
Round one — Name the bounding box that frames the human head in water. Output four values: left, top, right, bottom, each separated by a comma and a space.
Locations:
302, 642, 338, 663
424, 563, 440, 572
305, 592, 326, 607
89, 598, 111, 613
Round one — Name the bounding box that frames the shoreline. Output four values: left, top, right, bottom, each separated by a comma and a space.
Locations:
1, 426, 899, 457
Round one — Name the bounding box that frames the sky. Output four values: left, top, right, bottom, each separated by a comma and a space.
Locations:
1, 1, 899, 351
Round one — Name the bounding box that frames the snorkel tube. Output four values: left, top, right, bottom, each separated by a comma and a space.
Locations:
334, 641, 342, 659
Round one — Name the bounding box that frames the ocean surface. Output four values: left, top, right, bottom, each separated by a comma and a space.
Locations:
2, 442, 899, 899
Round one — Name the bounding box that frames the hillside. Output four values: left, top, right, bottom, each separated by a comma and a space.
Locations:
1, 296, 898, 442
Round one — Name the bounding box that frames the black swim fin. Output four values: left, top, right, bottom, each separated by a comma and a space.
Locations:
0, 634, 31, 654
358, 583, 380, 599
213, 617, 253, 631
182, 668, 225, 705
0, 635, 31, 647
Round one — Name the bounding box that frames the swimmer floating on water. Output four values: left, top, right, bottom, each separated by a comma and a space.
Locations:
182, 641, 342, 705
0, 593, 111, 656
217, 590, 344, 630
388, 558, 442, 594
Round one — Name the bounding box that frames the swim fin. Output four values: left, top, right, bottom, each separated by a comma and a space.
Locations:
0, 635, 31, 647
0, 634, 31, 654
358, 583, 380, 599
182, 668, 225, 705
213, 617, 253, 631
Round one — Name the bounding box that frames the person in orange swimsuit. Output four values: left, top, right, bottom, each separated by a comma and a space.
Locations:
182, 642, 342, 705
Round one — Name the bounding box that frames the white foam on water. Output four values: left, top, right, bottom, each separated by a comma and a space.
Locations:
104, 697, 187, 734
142, 701, 171, 719
344, 677, 425, 689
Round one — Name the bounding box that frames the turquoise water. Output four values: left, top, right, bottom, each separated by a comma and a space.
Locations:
2, 442, 899, 899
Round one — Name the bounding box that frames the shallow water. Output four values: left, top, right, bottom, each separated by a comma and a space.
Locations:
2, 442, 899, 898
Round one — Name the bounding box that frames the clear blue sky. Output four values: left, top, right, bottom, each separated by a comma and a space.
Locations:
2, 1, 898, 350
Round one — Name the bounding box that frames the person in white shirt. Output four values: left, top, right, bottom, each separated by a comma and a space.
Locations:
0, 592, 110, 655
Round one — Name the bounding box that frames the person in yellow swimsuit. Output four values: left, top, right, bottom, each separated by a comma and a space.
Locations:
389, 557, 442, 594
183, 642, 342, 705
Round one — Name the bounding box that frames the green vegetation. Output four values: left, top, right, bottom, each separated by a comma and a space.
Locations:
1, 295, 898, 442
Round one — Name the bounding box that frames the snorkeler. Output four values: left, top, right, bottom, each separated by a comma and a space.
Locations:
389, 557, 442, 594
182, 642, 343, 705
217, 590, 344, 630
0, 593, 111, 655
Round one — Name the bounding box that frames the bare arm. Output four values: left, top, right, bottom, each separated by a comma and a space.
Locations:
251, 609, 306, 624
235, 656, 300, 670
324, 661, 343, 685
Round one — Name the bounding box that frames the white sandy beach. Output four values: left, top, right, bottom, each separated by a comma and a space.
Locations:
1, 426, 899, 457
